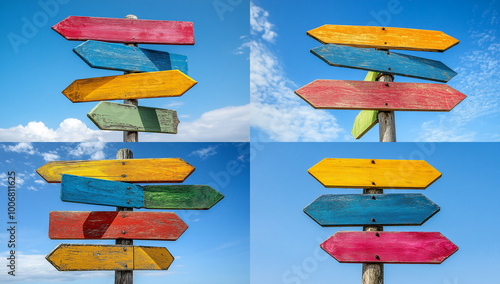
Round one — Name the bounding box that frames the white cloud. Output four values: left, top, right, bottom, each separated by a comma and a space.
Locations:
27, 186, 38, 191
163, 101, 184, 108
2, 142, 35, 154
34, 179, 46, 185
249, 3, 343, 142
190, 145, 218, 160
68, 142, 107, 160
41, 151, 60, 162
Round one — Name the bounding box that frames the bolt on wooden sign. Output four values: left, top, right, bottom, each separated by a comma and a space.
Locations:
295, 25, 466, 139
37, 157, 224, 271
303, 158, 458, 278
52, 16, 197, 135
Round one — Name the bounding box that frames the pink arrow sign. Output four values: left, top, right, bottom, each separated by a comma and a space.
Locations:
321, 231, 458, 264
52, 16, 194, 45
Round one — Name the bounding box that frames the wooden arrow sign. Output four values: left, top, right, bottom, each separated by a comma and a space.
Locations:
307, 25, 459, 52
49, 211, 187, 240
74, 40, 189, 74
311, 44, 457, 82
352, 71, 379, 139
309, 158, 441, 189
88, 102, 180, 134
304, 194, 439, 226
46, 244, 174, 271
295, 80, 466, 111
53, 16, 194, 45
63, 70, 197, 103
321, 231, 458, 264
36, 158, 195, 183
61, 175, 224, 209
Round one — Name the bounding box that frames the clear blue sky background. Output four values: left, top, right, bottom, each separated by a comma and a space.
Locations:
0, 0, 249, 142
0, 142, 249, 283
250, 0, 499, 142
251, 142, 500, 283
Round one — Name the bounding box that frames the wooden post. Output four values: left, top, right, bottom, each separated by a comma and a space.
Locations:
377, 73, 395, 142
115, 148, 133, 284
362, 188, 383, 284
123, 14, 139, 142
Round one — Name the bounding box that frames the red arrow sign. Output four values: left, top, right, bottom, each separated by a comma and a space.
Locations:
49, 211, 187, 241
295, 80, 466, 111
52, 16, 194, 45
321, 231, 458, 264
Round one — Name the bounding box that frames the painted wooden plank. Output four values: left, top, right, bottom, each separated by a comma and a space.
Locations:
88, 102, 180, 134
144, 185, 224, 209
53, 16, 194, 45
46, 244, 174, 271
74, 40, 189, 74
309, 158, 441, 189
352, 72, 379, 139
49, 211, 187, 240
307, 25, 458, 52
63, 70, 196, 103
321, 231, 458, 264
61, 175, 224, 209
304, 194, 439, 226
295, 80, 466, 111
311, 44, 457, 82
36, 158, 195, 183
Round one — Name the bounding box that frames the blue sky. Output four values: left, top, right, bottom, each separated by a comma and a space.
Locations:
0, 0, 249, 142
251, 142, 500, 283
250, 0, 500, 142
0, 142, 249, 283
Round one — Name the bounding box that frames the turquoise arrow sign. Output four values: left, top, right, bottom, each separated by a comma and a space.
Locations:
304, 194, 440, 226
311, 44, 456, 83
74, 40, 188, 74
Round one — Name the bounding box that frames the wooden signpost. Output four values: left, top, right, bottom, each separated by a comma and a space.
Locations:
60, 175, 224, 209
297, 24, 465, 141
88, 102, 180, 134
74, 40, 189, 74
304, 158, 457, 283
295, 80, 466, 111
46, 244, 174, 271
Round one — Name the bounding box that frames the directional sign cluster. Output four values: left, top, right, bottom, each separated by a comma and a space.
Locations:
303, 158, 458, 269
37, 158, 223, 271
295, 25, 467, 139
52, 16, 197, 134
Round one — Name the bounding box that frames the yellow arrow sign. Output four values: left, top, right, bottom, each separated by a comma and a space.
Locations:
309, 158, 441, 189
307, 25, 459, 52
36, 158, 195, 183
46, 244, 174, 271
63, 70, 197, 102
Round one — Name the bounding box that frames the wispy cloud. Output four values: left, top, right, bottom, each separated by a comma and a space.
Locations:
190, 145, 218, 160
2, 142, 35, 155
249, 2, 343, 142
67, 142, 107, 160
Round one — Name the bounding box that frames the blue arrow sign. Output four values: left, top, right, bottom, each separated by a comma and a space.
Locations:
304, 194, 440, 226
73, 40, 188, 74
311, 44, 456, 83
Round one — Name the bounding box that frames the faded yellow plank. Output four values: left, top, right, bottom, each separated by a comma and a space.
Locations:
307, 25, 459, 52
46, 244, 132, 271
37, 158, 195, 183
134, 246, 174, 270
63, 70, 197, 102
309, 158, 441, 189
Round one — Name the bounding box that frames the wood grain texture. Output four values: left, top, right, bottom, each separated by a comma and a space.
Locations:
307, 25, 459, 52
88, 102, 180, 134
144, 185, 224, 209
352, 72, 379, 139
49, 211, 188, 240
311, 44, 457, 82
304, 194, 439, 226
308, 158, 441, 189
46, 244, 174, 271
37, 158, 195, 183
52, 16, 194, 45
377, 74, 397, 142
321, 231, 458, 264
74, 40, 189, 74
295, 79, 466, 111
63, 70, 196, 103
61, 174, 143, 208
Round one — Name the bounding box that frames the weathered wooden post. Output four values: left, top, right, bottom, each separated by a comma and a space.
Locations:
362, 188, 383, 284
376, 73, 395, 142
123, 14, 139, 142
